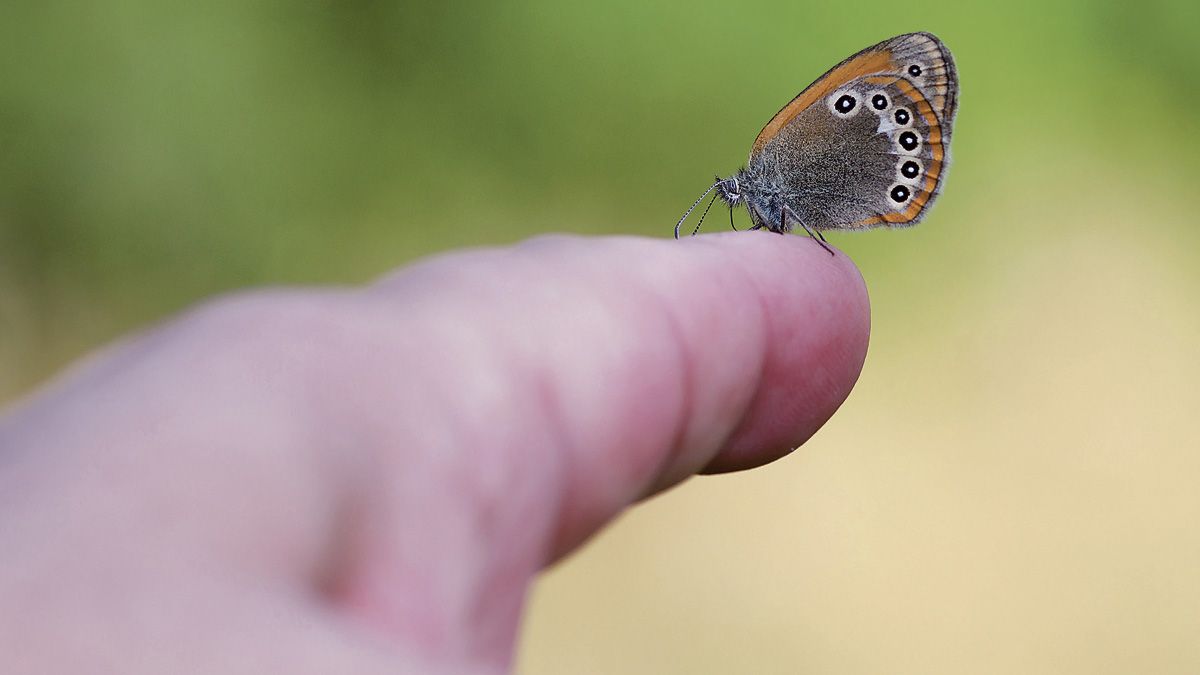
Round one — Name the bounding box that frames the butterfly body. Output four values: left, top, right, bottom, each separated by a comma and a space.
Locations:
678, 32, 958, 246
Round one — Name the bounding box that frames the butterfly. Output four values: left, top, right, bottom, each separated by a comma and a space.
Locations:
675, 32, 959, 254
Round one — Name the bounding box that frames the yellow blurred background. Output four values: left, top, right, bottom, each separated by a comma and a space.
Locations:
2, 2, 1198, 673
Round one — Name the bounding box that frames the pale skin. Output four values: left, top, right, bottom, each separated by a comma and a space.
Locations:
0, 233, 870, 674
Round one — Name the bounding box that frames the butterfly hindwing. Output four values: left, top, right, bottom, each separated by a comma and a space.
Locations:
747, 32, 958, 230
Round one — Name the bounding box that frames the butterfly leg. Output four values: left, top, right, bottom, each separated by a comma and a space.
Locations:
782, 205, 834, 256
741, 205, 763, 231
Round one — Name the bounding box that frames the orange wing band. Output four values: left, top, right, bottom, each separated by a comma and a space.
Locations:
852, 77, 946, 226
750, 50, 895, 156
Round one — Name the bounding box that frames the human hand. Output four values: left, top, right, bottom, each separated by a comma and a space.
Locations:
0, 233, 869, 674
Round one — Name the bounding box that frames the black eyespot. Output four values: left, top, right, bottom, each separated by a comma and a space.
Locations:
894, 108, 911, 125
834, 94, 856, 114
898, 131, 920, 151
908, 64, 922, 77
901, 161, 920, 179
890, 185, 911, 203
871, 94, 888, 110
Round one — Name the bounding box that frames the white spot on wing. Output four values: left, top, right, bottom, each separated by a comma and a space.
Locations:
895, 159, 923, 185
827, 88, 862, 118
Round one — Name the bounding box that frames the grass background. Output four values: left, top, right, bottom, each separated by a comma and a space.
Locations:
2, 2, 1199, 672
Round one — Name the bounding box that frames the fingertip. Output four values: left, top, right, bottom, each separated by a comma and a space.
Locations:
689, 232, 871, 473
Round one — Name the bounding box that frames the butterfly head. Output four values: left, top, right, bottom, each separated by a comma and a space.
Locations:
674, 169, 776, 238
714, 175, 742, 207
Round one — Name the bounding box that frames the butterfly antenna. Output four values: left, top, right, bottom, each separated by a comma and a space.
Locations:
674, 181, 720, 239
690, 192, 720, 236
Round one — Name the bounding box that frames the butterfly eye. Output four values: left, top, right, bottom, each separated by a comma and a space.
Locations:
908, 64, 923, 77
890, 185, 911, 203
871, 94, 889, 110
894, 108, 911, 126
833, 94, 857, 114
898, 130, 921, 152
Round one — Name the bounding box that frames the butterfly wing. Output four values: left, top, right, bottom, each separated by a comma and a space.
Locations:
749, 32, 958, 230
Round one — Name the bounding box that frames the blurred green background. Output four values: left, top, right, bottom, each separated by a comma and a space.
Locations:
3, 1, 1199, 673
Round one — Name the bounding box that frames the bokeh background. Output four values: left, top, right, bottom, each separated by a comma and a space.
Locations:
3, 2, 1199, 673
